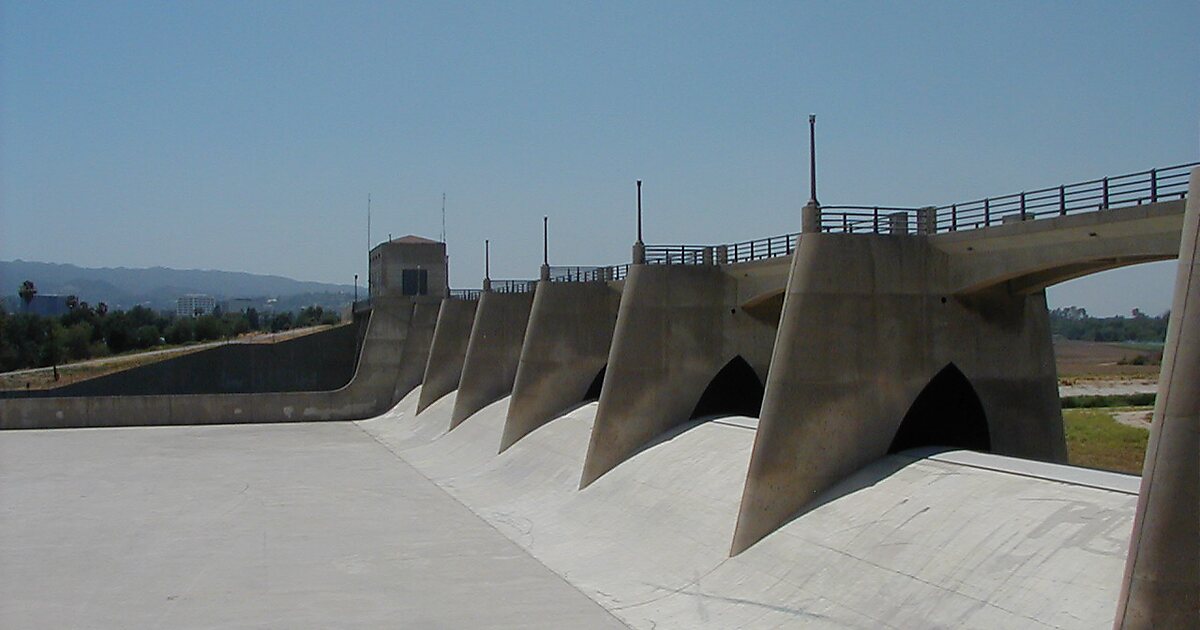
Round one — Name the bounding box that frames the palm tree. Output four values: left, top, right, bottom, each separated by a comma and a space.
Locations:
18, 280, 36, 311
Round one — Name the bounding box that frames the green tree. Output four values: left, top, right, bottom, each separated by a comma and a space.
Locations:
165, 318, 195, 345
64, 321, 94, 361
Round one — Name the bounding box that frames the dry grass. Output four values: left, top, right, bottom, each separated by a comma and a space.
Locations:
1063, 407, 1150, 475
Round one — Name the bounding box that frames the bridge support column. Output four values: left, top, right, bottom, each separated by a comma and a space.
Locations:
390, 300, 441, 404
731, 233, 1064, 554
450, 291, 534, 429
579, 264, 778, 487
1114, 167, 1199, 629
416, 298, 478, 414
501, 281, 622, 451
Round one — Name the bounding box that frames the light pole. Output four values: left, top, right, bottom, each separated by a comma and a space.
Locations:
802, 114, 822, 233
632, 180, 646, 264
540, 216, 551, 281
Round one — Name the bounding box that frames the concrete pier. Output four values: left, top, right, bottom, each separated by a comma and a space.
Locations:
731, 233, 1065, 553
579, 263, 779, 487
450, 291, 535, 429
417, 298, 478, 414
391, 300, 440, 404
501, 281, 621, 451
1114, 167, 1200, 629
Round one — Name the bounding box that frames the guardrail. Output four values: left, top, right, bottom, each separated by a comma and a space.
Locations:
488, 279, 537, 294
547, 265, 629, 282
821, 162, 1197, 235
449, 289, 482, 301
644, 232, 800, 266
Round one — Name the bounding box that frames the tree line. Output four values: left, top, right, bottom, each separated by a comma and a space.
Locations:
1, 298, 342, 372
1049, 306, 1169, 343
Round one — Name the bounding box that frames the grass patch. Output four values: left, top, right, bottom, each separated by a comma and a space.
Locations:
1063, 408, 1149, 474
1061, 393, 1156, 408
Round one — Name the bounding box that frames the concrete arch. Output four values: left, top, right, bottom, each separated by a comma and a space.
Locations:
888, 363, 990, 454
690, 356, 765, 419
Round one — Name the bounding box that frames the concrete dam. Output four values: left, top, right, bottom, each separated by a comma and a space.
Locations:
1, 164, 1197, 628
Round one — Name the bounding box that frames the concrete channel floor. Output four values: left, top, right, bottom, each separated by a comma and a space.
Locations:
0, 422, 628, 629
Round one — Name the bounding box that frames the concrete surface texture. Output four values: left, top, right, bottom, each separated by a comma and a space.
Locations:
0, 296, 414, 429
0, 321, 365, 399
502, 280, 621, 451
0, 420, 626, 629
416, 296, 477, 414
389, 300, 440, 404
354, 388, 1138, 628
581, 263, 779, 488
732, 232, 1066, 554
1115, 167, 1200, 629
450, 290, 534, 429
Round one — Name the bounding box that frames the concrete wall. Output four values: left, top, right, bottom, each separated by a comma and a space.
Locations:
0, 296, 417, 430
1115, 168, 1199, 629
369, 237, 449, 299
1, 323, 365, 399
392, 301, 440, 404
450, 291, 534, 430
417, 298, 478, 414
501, 281, 622, 451
579, 264, 780, 487
731, 233, 1065, 553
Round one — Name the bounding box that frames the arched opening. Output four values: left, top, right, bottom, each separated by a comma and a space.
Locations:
690, 356, 764, 419
583, 365, 606, 402
888, 364, 991, 454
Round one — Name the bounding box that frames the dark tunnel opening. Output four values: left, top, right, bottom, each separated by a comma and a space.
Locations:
690, 356, 765, 419
888, 363, 991, 454
583, 365, 606, 402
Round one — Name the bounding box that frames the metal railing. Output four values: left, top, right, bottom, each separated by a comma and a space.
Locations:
547, 265, 629, 282
644, 232, 801, 266
820, 162, 1197, 235
449, 289, 481, 300
488, 279, 537, 294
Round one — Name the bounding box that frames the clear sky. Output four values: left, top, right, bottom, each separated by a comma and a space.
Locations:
2, 1, 1196, 315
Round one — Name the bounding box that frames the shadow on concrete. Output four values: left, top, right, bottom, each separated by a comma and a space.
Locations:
690, 356, 764, 420
888, 363, 991, 454
583, 365, 606, 402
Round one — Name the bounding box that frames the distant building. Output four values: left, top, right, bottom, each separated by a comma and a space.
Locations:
220, 297, 263, 314
22, 294, 71, 317
177, 294, 217, 318
368, 235, 448, 299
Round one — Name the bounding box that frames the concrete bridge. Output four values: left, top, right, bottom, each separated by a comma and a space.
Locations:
1, 162, 1196, 628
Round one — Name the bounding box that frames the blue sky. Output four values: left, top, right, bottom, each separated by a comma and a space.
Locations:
1, 1, 1196, 315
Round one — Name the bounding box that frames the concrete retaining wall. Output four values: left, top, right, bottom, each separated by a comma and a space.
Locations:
417, 298, 478, 414
579, 264, 780, 487
501, 281, 622, 451
450, 291, 534, 429
731, 233, 1065, 553
0, 296, 417, 430
1, 323, 365, 399
1115, 167, 1199, 629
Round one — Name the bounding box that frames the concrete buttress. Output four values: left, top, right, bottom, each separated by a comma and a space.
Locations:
1114, 166, 1200, 629
450, 291, 535, 429
579, 263, 780, 488
391, 300, 441, 405
731, 233, 1066, 554
501, 281, 622, 451
417, 298, 478, 414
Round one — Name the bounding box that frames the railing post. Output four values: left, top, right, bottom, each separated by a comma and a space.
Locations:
1059, 185, 1066, 216
1020, 192, 1027, 220
984, 198, 990, 226
750, 240, 755, 260
1150, 168, 1158, 202
1102, 177, 1109, 208
951, 204, 958, 231
842, 214, 849, 233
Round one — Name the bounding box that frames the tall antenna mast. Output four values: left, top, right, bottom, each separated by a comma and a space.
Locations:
441, 193, 447, 243
367, 193, 372, 252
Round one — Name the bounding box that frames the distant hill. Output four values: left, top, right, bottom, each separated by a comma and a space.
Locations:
1, 260, 355, 313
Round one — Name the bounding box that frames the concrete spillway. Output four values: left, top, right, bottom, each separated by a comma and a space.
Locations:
357, 387, 1137, 629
